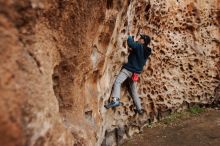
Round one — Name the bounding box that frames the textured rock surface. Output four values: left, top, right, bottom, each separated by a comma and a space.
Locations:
0, 0, 219, 146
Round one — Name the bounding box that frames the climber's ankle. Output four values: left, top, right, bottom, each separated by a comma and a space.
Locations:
112, 97, 119, 102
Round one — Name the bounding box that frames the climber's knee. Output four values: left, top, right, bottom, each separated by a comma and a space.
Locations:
114, 80, 122, 87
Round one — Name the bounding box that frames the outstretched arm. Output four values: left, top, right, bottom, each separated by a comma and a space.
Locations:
127, 35, 142, 51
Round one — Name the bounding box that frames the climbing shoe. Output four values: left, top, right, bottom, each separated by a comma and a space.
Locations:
104, 99, 121, 109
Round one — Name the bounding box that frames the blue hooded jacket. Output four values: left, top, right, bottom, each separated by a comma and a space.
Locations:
123, 35, 152, 74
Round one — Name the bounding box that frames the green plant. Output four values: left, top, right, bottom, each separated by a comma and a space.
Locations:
146, 124, 152, 128
161, 112, 185, 125
189, 106, 204, 115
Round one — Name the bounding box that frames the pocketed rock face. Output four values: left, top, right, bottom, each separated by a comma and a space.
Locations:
0, 0, 219, 146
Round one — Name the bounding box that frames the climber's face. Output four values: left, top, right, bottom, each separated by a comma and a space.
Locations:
138, 37, 145, 44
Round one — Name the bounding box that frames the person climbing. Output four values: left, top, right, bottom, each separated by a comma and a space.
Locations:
104, 33, 152, 114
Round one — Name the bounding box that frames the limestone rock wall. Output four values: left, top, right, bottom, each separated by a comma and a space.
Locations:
0, 0, 219, 146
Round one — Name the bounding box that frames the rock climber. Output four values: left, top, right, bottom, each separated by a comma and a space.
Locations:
104, 33, 152, 114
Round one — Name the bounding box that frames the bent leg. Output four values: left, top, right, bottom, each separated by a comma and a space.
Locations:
128, 79, 142, 110
112, 69, 130, 99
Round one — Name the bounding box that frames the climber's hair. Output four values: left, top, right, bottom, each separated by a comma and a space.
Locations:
141, 35, 151, 56
144, 35, 151, 46
143, 35, 151, 58
140, 34, 151, 46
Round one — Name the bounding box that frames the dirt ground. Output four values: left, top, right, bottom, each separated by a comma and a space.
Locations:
122, 108, 220, 146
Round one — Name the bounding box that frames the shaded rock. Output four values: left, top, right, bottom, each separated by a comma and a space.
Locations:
0, 0, 219, 146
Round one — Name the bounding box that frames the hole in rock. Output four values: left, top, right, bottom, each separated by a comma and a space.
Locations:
180, 66, 184, 71
129, 105, 134, 111
122, 41, 126, 48
85, 110, 93, 122
151, 90, 155, 95
124, 20, 128, 27
188, 63, 193, 70
163, 86, 168, 91
133, 18, 137, 25
121, 29, 126, 34
140, 97, 143, 101
158, 95, 164, 102
52, 62, 74, 129
147, 95, 153, 101
107, 0, 113, 9
150, 102, 155, 111
121, 51, 126, 57
147, 68, 153, 76
190, 82, 195, 86
145, 14, 150, 21
193, 77, 199, 82
143, 88, 147, 94
128, 0, 131, 6
160, 50, 165, 55
52, 65, 63, 109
